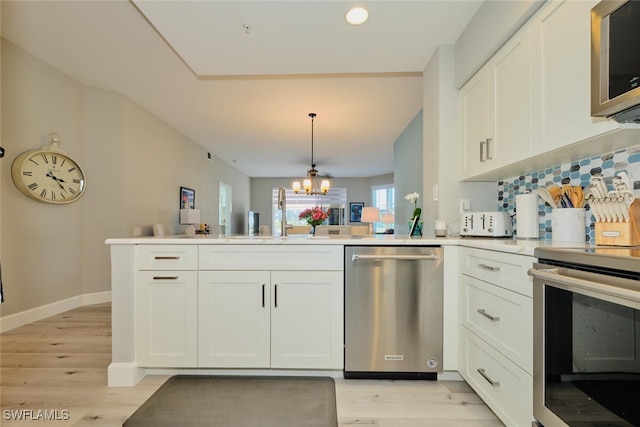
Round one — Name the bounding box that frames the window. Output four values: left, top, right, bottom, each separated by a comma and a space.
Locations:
272, 188, 347, 236
372, 184, 395, 233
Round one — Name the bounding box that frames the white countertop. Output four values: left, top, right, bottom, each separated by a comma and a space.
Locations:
106, 234, 592, 257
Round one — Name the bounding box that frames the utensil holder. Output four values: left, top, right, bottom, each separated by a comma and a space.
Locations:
552, 208, 586, 243
595, 199, 640, 246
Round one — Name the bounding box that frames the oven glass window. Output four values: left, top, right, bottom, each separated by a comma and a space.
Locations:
609, 1, 640, 99
545, 286, 640, 426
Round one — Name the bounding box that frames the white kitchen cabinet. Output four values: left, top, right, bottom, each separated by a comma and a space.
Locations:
460, 328, 533, 427
270, 271, 344, 369
135, 245, 199, 367
530, 0, 618, 155
198, 270, 271, 368
460, 26, 532, 180
458, 247, 534, 427
198, 245, 344, 370
198, 269, 343, 370
460, 70, 490, 179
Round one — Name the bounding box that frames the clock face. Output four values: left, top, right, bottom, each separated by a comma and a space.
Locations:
11, 149, 86, 204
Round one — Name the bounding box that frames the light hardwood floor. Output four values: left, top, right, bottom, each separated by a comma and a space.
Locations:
1, 303, 503, 426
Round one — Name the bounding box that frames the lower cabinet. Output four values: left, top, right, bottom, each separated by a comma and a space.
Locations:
458, 247, 534, 427
460, 328, 533, 427
136, 270, 198, 367
270, 271, 344, 369
198, 271, 271, 368
135, 245, 344, 371
198, 270, 344, 369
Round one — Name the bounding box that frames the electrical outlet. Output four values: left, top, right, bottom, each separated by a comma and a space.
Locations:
459, 199, 470, 214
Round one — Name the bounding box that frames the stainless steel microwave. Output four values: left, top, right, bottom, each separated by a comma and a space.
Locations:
591, 0, 640, 122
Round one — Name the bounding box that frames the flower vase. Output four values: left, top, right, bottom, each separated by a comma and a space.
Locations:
408, 219, 423, 236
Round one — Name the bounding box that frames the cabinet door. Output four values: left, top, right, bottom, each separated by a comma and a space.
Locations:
198, 271, 271, 368
270, 271, 344, 369
487, 26, 532, 169
460, 70, 490, 179
530, 0, 617, 155
136, 271, 198, 367
460, 26, 531, 180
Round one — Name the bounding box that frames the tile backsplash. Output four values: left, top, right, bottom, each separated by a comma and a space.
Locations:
497, 144, 640, 242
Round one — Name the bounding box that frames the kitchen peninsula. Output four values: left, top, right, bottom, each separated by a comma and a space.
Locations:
106, 235, 540, 388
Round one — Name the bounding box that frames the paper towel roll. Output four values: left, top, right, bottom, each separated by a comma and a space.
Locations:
516, 193, 539, 239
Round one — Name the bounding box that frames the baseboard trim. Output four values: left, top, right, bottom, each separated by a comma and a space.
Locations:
0, 291, 112, 333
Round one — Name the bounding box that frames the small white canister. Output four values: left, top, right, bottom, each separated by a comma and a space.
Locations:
552, 208, 586, 243
435, 219, 447, 237
516, 193, 539, 239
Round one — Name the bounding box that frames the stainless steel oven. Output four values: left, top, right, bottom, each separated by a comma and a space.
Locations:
530, 247, 640, 426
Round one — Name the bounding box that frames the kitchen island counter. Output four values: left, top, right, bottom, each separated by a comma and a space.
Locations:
106, 235, 581, 386
106, 234, 557, 256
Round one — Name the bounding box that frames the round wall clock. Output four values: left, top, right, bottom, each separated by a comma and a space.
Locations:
11, 133, 86, 204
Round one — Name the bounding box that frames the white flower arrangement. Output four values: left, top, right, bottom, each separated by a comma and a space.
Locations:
404, 192, 420, 203
404, 192, 421, 219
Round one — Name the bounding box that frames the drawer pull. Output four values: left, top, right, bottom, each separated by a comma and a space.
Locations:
477, 309, 500, 322
152, 276, 179, 280
477, 368, 500, 387
478, 263, 500, 272
154, 256, 180, 260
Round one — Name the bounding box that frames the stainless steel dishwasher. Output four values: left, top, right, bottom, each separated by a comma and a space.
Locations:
344, 245, 443, 379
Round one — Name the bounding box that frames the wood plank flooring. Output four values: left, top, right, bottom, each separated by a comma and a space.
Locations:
0, 303, 503, 426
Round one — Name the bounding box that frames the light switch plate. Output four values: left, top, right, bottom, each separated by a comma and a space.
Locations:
432, 184, 439, 201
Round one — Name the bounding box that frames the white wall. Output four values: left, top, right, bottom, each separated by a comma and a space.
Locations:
1, 39, 250, 318
393, 111, 423, 235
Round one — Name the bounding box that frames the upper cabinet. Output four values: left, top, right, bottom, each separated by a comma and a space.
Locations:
459, 0, 638, 181
461, 27, 532, 180
530, 0, 617, 155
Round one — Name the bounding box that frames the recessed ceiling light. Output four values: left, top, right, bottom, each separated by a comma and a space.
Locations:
346, 7, 369, 25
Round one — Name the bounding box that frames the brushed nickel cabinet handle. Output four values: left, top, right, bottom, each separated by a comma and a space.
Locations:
154, 256, 180, 260
477, 309, 500, 322
477, 368, 500, 387
478, 263, 500, 272
152, 276, 179, 280
486, 138, 493, 160
480, 140, 486, 162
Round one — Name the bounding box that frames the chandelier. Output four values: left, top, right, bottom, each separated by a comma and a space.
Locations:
293, 113, 330, 195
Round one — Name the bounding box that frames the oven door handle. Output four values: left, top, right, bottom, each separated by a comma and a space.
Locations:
528, 267, 640, 302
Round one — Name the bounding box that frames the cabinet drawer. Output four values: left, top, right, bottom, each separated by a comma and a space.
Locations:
461, 328, 533, 427
460, 247, 533, 297
199, 245, 343, 271
136, 245, 198, 270
461, 276, 532, 373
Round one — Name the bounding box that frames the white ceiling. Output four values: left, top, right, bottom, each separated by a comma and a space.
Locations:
1, 0, 483, 178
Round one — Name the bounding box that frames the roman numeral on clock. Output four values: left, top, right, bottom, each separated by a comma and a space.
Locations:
28, 183, 39, 191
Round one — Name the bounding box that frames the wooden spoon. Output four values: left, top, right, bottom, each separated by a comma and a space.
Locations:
547, 185, 563, 206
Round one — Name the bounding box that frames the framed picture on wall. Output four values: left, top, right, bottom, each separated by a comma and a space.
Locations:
350, 202, 364, 222
180, 187, 195, 209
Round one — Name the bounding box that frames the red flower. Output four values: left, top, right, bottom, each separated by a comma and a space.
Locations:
298, 207, 328, 226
